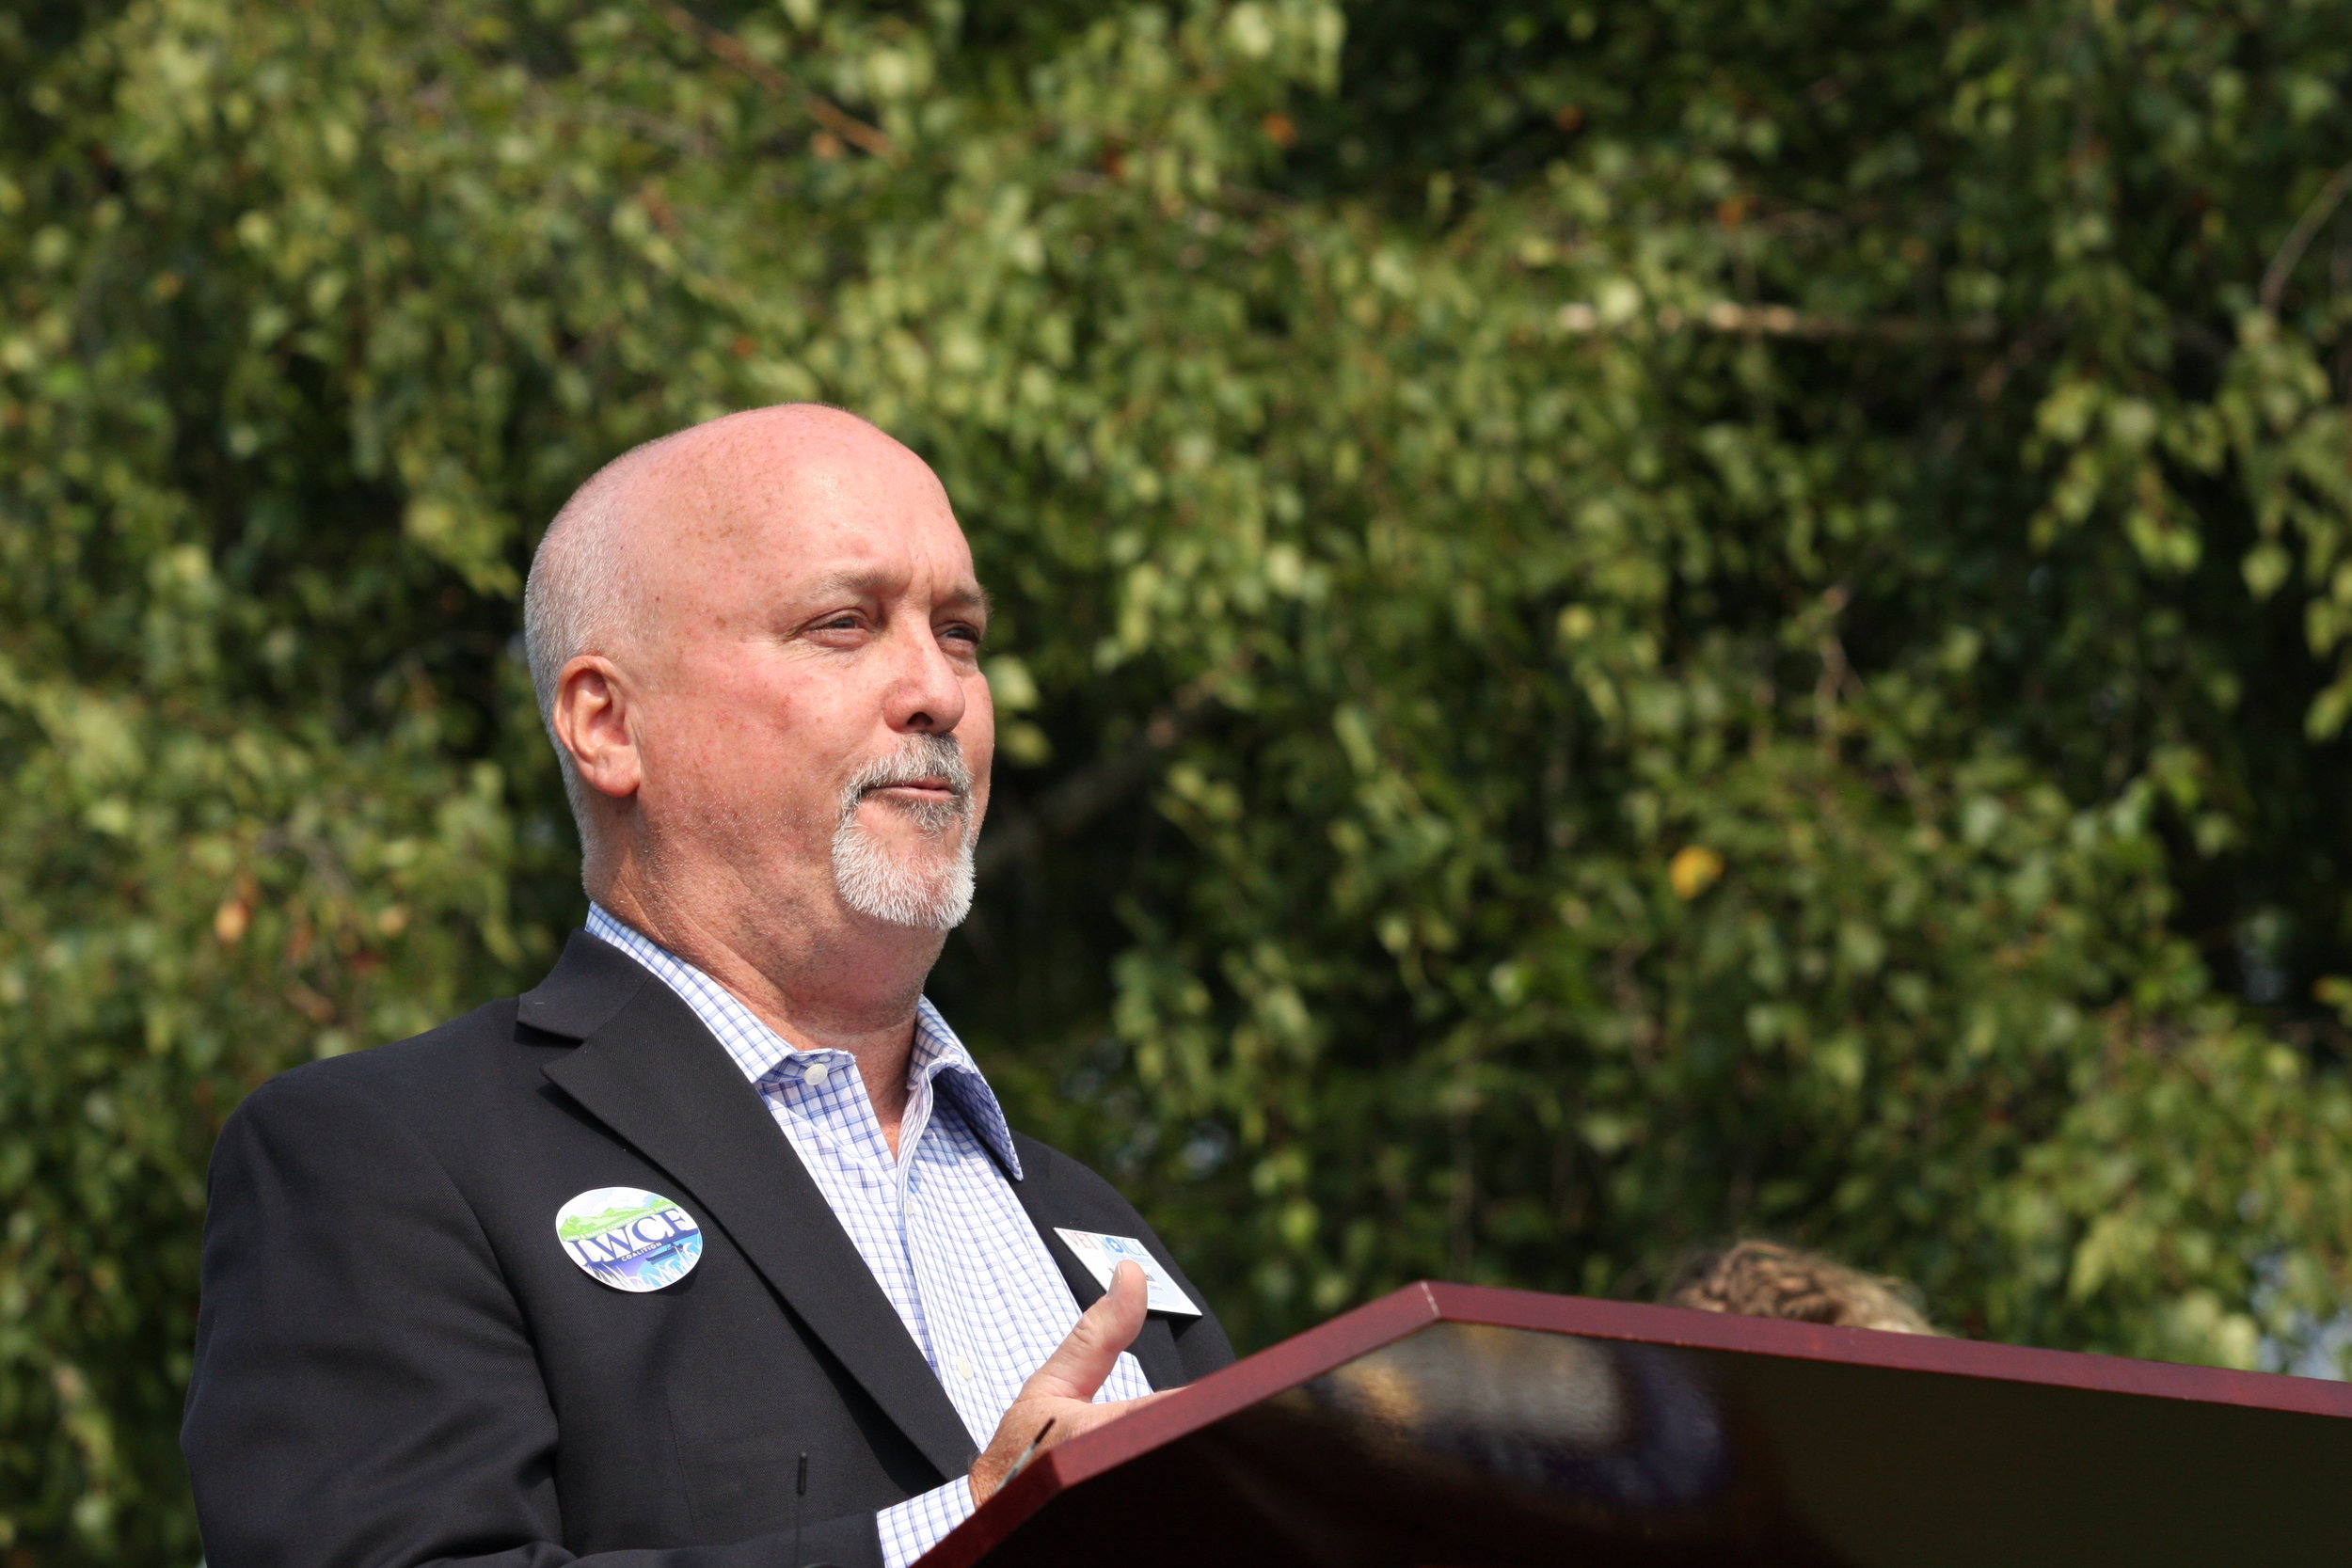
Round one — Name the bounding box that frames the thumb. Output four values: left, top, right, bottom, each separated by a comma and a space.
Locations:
1021, 1260, 1149, 1403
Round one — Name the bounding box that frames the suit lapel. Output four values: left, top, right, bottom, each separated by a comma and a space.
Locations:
531, 936, 977, 1482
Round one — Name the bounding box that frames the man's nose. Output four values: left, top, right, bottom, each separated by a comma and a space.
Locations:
882, 624, 968, 736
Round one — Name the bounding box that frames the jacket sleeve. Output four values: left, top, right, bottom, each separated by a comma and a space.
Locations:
182, 1066, 882, 1568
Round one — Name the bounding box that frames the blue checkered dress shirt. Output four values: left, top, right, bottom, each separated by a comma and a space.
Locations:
584, 906, 1152, 1565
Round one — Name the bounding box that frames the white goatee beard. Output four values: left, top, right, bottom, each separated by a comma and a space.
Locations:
829, 735, 978, 930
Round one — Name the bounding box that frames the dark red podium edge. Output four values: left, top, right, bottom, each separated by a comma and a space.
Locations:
916, 1280, 2352, 1567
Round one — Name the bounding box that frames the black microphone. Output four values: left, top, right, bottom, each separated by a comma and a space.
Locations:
792, 1452, 844, 1568
793, 1451, 806, 1567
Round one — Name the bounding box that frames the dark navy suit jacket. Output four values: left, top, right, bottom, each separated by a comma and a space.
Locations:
183, 931, 1232, 1567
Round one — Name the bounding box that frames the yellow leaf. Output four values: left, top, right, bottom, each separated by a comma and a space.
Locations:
1669, 845, 1724, 900
214, 898, 251, 946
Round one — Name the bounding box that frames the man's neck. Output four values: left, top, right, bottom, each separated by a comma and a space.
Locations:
593, 879, 945, 1156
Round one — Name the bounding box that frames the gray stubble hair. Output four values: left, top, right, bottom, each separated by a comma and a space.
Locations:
831, 733, 978, 930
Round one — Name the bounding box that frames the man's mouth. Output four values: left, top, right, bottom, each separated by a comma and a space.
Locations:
839, 736, 975, 827
866, 776, 957, 797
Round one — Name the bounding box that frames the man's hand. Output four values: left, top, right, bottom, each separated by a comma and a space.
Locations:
967, 1260, 1165, 1507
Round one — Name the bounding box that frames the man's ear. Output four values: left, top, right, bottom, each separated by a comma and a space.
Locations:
551, 655, 643, 800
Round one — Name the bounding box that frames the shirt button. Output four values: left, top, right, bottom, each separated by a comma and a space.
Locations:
803, 1061, 831, 1086
955, 1354, 974, 1383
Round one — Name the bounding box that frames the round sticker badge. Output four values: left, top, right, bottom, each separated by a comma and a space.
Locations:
554, 1187, 703, 1292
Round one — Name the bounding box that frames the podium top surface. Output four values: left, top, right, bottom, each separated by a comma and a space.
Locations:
921, 1282, 2352, 1568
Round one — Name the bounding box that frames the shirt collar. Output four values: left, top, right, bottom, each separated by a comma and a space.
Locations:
582, 902, 1022, 1179
908, 997, 1021, 1178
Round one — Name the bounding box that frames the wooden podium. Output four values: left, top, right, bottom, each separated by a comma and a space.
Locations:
918, 1282, 2352, 1567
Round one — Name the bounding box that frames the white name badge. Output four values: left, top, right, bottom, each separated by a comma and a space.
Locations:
1055, 1227, 1201, 1317
555, 1187, 704, 1292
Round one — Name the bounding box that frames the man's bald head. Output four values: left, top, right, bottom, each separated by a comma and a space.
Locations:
519, 403, 993, 941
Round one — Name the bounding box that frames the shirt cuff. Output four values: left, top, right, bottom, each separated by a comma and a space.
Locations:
878, 1476, 976, 1568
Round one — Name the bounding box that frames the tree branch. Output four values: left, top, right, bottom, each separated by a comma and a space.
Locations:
974, 667, 1233, 884
648, 2, 900, 163
1555, 299, 1995, 341
2261, 159, 2352, 317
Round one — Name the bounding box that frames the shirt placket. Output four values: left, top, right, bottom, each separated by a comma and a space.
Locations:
899, 1067, 989, 1446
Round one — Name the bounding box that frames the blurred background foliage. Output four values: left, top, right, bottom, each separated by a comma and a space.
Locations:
7, 0, 2352, 1558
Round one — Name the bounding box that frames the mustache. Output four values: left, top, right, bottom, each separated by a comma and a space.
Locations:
837, 734, 973, 818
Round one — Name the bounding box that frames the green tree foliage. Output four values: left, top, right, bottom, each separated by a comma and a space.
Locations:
7, 0, 2352, 1557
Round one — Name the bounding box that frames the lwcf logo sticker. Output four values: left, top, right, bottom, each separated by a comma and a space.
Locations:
555, 1187, 703, 1291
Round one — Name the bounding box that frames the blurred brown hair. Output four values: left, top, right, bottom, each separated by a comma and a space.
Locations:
1662, 1240, 1935, 1335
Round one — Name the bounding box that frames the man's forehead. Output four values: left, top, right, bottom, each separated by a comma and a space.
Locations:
626, 417, 974, 579
687, 444, 942, 532
733, 484, 980, 594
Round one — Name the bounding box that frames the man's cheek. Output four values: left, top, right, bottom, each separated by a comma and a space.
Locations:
964, 681, 996, 761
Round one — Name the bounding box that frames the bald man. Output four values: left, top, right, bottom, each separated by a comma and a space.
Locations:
182, 406, 1232, 1568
